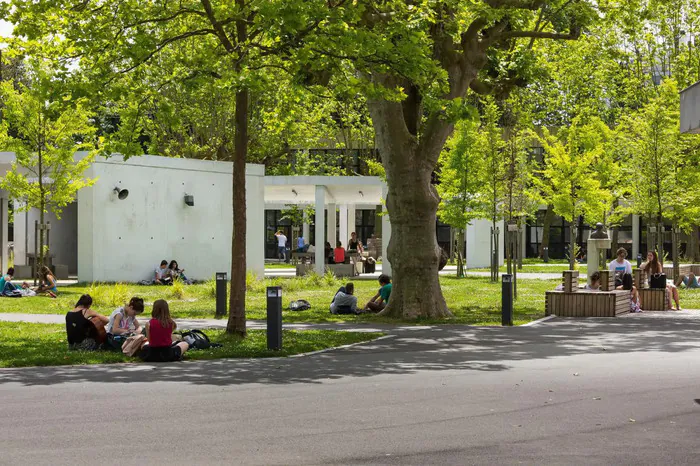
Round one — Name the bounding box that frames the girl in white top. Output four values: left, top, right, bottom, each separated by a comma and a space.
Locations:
106, 297, 145, 335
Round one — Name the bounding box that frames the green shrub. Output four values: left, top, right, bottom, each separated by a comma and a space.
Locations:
87, 282, 131, 308
169, 277, 187, 300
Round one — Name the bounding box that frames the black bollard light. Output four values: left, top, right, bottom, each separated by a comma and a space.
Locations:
637, 253, 642, 268
267, 286, 283, 350
543, 247, 549, 263
215, 272, 227, 317
502, 274, 513, 326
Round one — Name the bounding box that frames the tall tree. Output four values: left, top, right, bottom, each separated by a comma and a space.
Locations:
436, 113, 483, 277
0, 67, 96, 270
538, 117, 608, 270
4, 0, 351, 335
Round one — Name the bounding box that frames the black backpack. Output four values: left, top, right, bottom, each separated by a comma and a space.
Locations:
288, 299, 311, 311
179, 329, 221, 350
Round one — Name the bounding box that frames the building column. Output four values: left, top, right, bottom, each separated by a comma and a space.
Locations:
302, 209, 310, 243
348, 205, 356, 238
339, 205, 348, 249
314, 187, 326, 275
0, 194, 8, 274
632, 214, 640, 260
327, 203, 337, 247
381, 185, 392, 276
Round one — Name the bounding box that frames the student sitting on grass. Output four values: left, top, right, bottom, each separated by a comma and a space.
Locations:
154, 260, 172, 285
105, 297, 145, 349
364, 274, 392, 313
330, 283, 359, 315
140, 299, 191, 362
168, 260, 191, 284
679, 273, 700, 289
35, 266, 58, 298
65, 294, 109, 350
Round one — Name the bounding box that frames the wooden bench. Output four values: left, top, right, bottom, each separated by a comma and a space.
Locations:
545, 290, 631, 317
291, 252, 314, 265
633, 268, 668, 310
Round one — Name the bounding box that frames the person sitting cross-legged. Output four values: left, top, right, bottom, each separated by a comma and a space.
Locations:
330, 283, 359, 315
364, 274, 392, 313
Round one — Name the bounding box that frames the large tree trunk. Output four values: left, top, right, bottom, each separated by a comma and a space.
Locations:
227, 88, 248, 336
367, 92, 452, 319
540, 204, 554, 258
379, 164, 450, 319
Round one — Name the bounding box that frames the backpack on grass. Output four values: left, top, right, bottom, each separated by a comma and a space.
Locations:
178, 329, 222, 350
288, 299, 311, 311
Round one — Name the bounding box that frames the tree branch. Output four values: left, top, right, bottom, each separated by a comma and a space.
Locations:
200, 0, 236, 53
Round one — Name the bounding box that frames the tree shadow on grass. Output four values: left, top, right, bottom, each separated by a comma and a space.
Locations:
1, 313, 699, 387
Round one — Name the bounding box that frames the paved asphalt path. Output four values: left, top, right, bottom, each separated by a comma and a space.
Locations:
2, 312, 700, 465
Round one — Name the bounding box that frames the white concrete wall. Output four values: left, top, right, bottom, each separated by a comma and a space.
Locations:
14, 203, 78, 274
466, 218, 505, 269
77, 155, 265, 282
681, 81, 700, 134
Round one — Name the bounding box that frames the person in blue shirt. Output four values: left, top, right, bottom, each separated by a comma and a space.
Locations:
297, 235, 306, 252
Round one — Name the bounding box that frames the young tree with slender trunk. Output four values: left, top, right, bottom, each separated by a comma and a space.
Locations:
0, 73, 95, 271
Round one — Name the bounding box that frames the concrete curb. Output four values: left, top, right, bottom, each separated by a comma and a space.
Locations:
289, 334, 396, 358
521, 315, 557, 327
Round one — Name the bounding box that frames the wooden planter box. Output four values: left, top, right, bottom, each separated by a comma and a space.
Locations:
638, 289, 667, 311
545, 290, 631, 317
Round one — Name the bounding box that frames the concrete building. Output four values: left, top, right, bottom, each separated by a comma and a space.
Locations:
681, 81, 700, 134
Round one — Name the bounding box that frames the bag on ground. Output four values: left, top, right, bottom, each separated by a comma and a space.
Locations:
122, 334, 147, 356
288, 299, 311, 311
179, 329, 221, 350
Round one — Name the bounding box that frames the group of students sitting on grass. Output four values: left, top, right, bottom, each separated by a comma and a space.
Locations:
329, 274, 392, 315
66, 295, 193, 362
0, 266, 58, 298
153, 259, 190, 285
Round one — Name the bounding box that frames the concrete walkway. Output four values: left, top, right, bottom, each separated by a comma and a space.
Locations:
264, 265, 562, 280
2, 312, 700, 464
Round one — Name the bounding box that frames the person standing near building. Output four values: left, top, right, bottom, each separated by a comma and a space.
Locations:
275, 231, 288, 262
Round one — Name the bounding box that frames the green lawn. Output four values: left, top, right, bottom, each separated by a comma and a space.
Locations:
0, 321, 383, 368
469, 264, 588, 274
0, 275, 555, 325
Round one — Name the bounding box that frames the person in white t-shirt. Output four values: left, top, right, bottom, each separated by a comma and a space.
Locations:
275, 231, 288, 261
608, 247, 632, 285
154, 260, 172, 285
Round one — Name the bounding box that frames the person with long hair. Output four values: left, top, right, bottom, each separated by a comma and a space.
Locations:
141, 299, 190, 362
35, 265, 58, 298
617, 273, 641, 313
65, 294, 108, 350
642, 251, 681, 310
167, 260, 191, 284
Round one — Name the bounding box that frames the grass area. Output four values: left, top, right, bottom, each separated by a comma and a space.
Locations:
0, 321, 383, 368
0, 274, 554, 325
264, 263, 296, 269
469, 264, 588, 274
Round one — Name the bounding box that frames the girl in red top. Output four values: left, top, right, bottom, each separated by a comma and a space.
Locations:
141, 299, 190, 362
333, 241, 346, 264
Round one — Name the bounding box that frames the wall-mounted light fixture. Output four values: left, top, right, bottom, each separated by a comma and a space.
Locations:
184, 194, 195, 207
358, 190, 364, 198
113, 187, 129, 200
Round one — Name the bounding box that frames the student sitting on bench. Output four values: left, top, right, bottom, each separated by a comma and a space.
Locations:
584, 272, 601, 291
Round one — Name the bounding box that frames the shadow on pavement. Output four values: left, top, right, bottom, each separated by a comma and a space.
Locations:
1, 314, 699, 387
